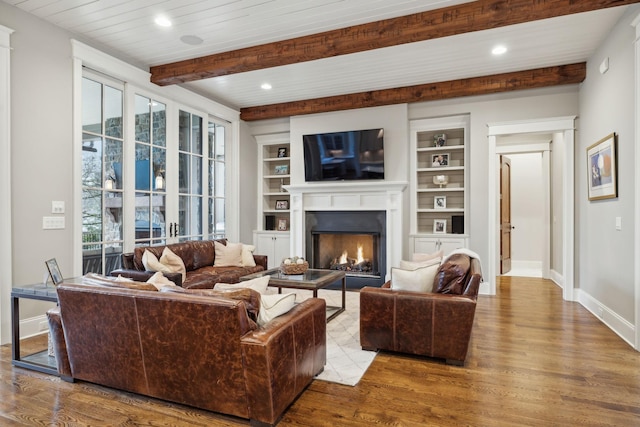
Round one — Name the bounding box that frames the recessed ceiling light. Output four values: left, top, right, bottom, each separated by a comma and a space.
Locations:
181, 35, 203, 46
492, 45, 508, 55
261, 83, 272, 90
155, 16, 172, 27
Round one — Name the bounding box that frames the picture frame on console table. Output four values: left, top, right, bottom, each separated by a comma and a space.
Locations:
587, 132, 617, 201
45, 258, 63, 285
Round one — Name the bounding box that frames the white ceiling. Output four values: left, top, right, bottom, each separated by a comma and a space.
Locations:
2, 0, 631, 110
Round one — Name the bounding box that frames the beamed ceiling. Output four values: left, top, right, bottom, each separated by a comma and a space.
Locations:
4, 0, 640, 120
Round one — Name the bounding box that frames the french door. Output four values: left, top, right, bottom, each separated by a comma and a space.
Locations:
81, 74, 226, 274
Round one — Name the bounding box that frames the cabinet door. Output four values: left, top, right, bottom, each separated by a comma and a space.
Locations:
272, 235, 290, 267
413, 237, 466, 256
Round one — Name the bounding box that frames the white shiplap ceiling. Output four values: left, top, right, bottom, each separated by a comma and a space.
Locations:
2, 0, 631, 110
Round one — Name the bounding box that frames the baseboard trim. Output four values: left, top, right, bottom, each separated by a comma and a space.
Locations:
19, 314, 49, 340
576, 289, 635, 348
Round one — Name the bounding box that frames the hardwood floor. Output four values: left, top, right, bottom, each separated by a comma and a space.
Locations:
3, 277, 640, 426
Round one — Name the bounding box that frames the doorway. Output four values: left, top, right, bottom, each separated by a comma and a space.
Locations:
487, 116, 575, 301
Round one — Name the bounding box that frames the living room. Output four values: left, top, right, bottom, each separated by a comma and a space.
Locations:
2, 1, 640, 424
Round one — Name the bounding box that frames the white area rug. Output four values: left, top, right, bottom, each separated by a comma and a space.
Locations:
289, 288, 377, 386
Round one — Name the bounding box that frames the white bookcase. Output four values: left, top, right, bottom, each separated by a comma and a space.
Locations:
409, 115, 469, 255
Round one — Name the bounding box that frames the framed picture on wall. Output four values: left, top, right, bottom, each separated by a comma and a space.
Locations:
587, 132, 617, 201
433, 219, 447, 234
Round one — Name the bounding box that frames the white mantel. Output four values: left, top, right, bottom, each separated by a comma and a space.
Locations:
284, 181, 407, 281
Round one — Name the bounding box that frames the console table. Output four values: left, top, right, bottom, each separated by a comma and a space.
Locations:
11, 283, 59, 376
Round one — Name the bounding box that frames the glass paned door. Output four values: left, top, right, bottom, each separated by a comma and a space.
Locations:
208, 120, 226, 239
178, 110, 204, 241
134, 95, 167, 247
81, 77, 124, 275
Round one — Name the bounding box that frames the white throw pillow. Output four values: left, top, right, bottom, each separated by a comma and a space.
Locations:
241, 244, 257, 267
214, 275, 270, 294
142, 248, 187, 284
399, 257, 441, 271
214, 241, 243, 267
390, 264, 440, 293
146, 271, 177, 290
412, 250, 444, 263
257, 293, 296, 326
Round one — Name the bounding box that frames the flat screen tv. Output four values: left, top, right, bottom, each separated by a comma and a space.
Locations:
303, 128, 384, 182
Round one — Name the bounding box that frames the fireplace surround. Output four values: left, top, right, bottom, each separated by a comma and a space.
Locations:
306, 210, 386, 288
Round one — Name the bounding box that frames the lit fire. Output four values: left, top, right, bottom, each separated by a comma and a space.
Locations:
339, 243, 364, 264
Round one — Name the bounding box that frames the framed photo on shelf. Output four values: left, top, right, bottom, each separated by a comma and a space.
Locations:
433, 219, 447, 234
434, 133, 447, 147
277, 147, 288, 158
277, 218, 289, 231
587, 132, 617, 201
431, 153, 449, 167
45, 258, 63, 285
274, 164, 289, 175
275, 200, 289, 210
434, 195, 447, 209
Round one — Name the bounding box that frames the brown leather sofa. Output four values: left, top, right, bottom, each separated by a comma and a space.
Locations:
360, 254, 482, 365
111, 239, 267, 289
47, 279, 326, 427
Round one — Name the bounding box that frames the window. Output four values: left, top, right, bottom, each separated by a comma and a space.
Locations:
81, 76, 124, 275
208, 119, 226, 239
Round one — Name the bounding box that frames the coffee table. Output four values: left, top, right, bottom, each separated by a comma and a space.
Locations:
240, 268, 346, 322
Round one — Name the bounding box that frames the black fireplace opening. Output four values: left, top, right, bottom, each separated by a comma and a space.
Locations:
306, 211, 386, 289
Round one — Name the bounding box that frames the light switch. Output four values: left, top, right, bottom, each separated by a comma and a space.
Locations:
43, 216, 65, 229
615, 216, 621, 231
52, 201, 65, 214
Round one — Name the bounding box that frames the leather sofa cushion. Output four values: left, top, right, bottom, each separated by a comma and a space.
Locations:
83, 273, 159, 291
432, 254, 471, 295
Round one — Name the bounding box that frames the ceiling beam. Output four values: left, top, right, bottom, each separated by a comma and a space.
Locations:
150, 0, 636, 86
239, 63, 586, 121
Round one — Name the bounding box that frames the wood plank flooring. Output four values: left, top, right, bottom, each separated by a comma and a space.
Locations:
2, 276, 640, 426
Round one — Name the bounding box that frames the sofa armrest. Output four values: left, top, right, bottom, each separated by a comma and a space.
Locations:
253, 254, 268, 270
110, 269, 183, 287
46, 307, 73, 381
240, 298, 326, 426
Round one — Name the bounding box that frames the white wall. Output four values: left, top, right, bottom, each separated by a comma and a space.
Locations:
577, 7, 638, 331
509, 152, 544, 267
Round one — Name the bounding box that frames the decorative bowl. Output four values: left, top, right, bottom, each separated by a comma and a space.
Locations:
280, 260, 309, 275
433, 175, 449, 187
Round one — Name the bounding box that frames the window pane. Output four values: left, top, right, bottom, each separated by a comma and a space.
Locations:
105, 138, 122, 190
104, 192, 123, 241
82, 134, 102, 188
135, 95, 150, 143
135, 192, 151, 240
152, 146, 166, 191
104, 85, 122, 138
105, 243, 123, 275
215, 123, 225, 159
82, 78, 102, 134
152, 194, 166, 239
179, 152, 189, 193
192, 155, 202, 195
215, 198, 225, 234
153, 101, 166, 147
192, 115, 202, 155
215, 160, 225, 198
83, 189, 102, 244
191, 196, 202, 235
83, 244, 103, 274
179, 110, 190, 151
135, 143, 151, 191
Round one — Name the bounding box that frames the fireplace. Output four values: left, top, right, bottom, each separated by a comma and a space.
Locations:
305, 211, 386, 288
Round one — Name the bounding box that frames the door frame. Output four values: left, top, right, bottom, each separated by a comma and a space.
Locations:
487, 116, 575, 301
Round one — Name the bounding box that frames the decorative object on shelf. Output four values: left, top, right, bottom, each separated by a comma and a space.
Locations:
433, 175, 449, 188
431, 153, 449, 167
274, 164, 289, 174
280, 178, 285, 192
587, 132, 617, 201
434, 195, 447, 209
433, 219, 447, 234
277, 147, 288, 158
280, 256, 308, 274
45, 258, 63, 285
275, 200, 289, 210
277, 218, 289, 231
265, 215, 276, 230
434, 133, 447, 146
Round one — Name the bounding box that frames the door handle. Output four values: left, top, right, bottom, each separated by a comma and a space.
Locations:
169, 223, 173, 237
174, 222, 179, 237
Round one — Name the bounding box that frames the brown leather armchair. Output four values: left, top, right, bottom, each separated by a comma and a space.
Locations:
360, 255, 481, 365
